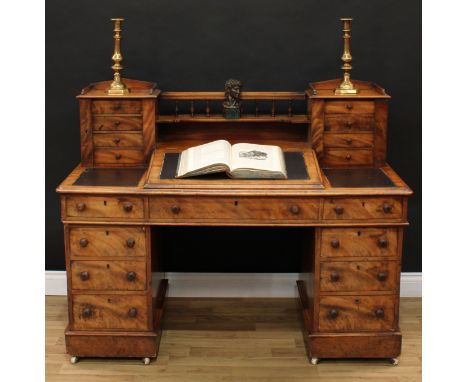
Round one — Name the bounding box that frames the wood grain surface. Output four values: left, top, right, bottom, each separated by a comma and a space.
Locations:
46, 296, 421, 381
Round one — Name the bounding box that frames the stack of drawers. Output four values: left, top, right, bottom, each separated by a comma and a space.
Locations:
91, 100, 145, 166
322, 100, 375, 167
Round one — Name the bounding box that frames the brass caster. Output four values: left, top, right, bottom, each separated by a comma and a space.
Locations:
142, 357, 151, 365
310, 357, 319, 365
70, 356, 78, 364
390, 358, 399, 366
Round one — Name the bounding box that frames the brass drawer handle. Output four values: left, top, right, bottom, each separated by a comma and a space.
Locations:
76, 202, 86, 212
113, 137, 121, 144
346, 103, 353, 110
115, 153, 122, 160
345, 138, 353, 145
377, 272, 388, 282
345, 154, 352, 161
122, 202, 133, 212
128, 307, 138, 317
82, 307, 92, 318
127, 271, 136, 282
80, 271, 89, 281
334, 206, 344, 215
378, 238, 388, 248
126, 238, 136, 248
329, 308, 339, 319
114, 121, 121, 127
375, 308, 385, 318
382, 203, 393, 214
171, 205, 181, 214
79, 238, 88, 248
346, 121, 353, 128
330, 271, 340, 282
330, 239, 340, 248
289, 205, 301, 215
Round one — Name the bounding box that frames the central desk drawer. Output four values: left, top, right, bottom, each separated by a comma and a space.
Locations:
65, 196, 144, 220
72, 294, 149, 330
322, 198, 403, 220
150, 197, 320, 221
71, 260, 147, 291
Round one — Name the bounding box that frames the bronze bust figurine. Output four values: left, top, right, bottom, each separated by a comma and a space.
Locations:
223, 79, 242, 119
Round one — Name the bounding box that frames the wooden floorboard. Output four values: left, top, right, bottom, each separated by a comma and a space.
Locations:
46, 296, 421, 382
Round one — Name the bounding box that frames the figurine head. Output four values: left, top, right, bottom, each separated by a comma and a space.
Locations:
224, 79, 242, 107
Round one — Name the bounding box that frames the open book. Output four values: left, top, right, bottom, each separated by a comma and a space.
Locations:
176, 140, 287, 179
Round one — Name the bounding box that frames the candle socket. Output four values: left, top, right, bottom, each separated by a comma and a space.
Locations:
335, 18, 359, 95
107, 18, 129, 95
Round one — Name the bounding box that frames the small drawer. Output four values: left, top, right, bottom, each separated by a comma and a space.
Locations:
93, 116, 142, 131
72, 294, 149, 330
69, 226, 146, 257
322, 198, 403, 220
320, 228, 398, 258
323, 148, 373, 167
318, 295, 396, 332
324, 115, 374, 132
324, 101, 375, 114
94, 149, 144, 165
91, 100, 142, 114
324, 133, 373, 148
65, 196, 145, 220
150, 196, 320, 221
93, 132, 143, 148
71, 260, 147, 291
320, 261, 398, 292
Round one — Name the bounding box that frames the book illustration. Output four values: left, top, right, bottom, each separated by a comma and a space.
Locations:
238, 150, 268, 160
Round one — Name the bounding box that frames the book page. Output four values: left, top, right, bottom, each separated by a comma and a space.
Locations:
230, 143, 287, 177
177, 140, 232, 177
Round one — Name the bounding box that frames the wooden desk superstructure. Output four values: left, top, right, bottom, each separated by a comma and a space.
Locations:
57, 78, 412, 365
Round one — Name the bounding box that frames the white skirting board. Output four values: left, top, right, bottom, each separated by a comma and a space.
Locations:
45, 271, 422, 297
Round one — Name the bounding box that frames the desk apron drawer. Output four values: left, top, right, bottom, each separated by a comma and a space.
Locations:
320, 228, 398, 258
72, 294, 149, 331
65, 196, 144, 220
320, 260, 398, 292
71, 260, 147, 291
150, 196, 320, 221
318, 295, 396, 332
69, 226, 146, 257
322, 198, 403, 220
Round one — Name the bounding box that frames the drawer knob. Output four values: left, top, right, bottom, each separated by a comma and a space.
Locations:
171, 205, 181, 214
127, 271, 136, 282
80, 271, 89, 281
329, 308, 339, 319
378, 238, 388, 248
377, 272, 388, 281
330, 271, 340, 282
345, 138, 353, 145
113, 137, 121, 144
79, 238, 88, 248
113, 104, 121, 111
330, 239, 340, 248
126, 238, 136, 248
375, 308, 385, 318
115, 153, 122, 160
114, 121, 121, 126
128, 307, 138, 317
382, 203, 393, 214
345, 154, 352, 160
82, 307, 92, 318
346, 103, 353, 110
122, 202, 133, 212
76, 202, 86, 212
289, 205, 301, 215
334, 206, 344, 215
346, 121, 353, 128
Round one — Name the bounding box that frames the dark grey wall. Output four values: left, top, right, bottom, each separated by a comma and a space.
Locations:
46, 0, 421, 272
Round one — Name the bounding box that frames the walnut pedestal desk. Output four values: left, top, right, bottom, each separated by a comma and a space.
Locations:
56, 78, 412, 365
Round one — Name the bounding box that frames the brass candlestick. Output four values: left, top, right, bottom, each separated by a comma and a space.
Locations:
107, 18, 129, 95
335, 17, 359, 95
